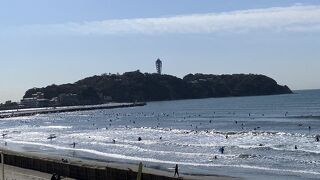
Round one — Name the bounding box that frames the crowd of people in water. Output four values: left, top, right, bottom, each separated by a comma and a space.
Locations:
1, 110, 320, 178
2, 110, 320, 150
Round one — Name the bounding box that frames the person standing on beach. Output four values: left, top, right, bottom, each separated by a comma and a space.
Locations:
51, 173, 61, 180
174, 164, 179, 177
51, 173, 56, 180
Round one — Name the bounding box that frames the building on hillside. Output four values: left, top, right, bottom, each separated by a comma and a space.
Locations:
20, 98, 38, 108
20, 92, 50, 108
32, 92, 45, 99
156, 58, 162, 74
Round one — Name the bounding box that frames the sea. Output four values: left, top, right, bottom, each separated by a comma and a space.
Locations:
1, 89, 320, 180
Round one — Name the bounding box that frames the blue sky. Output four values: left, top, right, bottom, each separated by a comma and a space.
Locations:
1, 0, 320, 102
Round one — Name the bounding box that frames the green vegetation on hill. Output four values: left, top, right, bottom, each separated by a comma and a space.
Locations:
23, 71, 292, 104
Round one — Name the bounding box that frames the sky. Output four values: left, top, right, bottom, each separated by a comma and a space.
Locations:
1, 0, 320, 102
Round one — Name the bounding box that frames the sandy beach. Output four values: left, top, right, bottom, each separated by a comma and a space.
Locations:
3, 164, 75, 180
0, 148, 238, 180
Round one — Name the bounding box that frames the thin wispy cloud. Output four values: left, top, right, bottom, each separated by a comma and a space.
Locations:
21, 5, 320, 35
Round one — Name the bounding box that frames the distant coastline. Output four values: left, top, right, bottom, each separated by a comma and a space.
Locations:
0, 71, 292, 110
0, 102, 146, 119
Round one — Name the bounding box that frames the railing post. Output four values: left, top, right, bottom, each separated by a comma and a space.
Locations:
137, 162, 143, 180
0, 151, 4, 180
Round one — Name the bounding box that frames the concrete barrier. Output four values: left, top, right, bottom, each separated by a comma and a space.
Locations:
1, 151, 177, 180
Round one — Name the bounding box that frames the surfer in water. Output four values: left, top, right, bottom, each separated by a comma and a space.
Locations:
219, 147, 225, 154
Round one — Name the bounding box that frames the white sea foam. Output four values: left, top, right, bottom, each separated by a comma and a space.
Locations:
5, 139, 320, 176
39, 126, 73, 129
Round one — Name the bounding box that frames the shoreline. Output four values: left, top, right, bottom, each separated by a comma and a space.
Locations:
0, 102, 146, 119
0, 148, 238, 180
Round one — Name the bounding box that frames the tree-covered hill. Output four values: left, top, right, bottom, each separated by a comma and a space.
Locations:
23, 71, 292, 105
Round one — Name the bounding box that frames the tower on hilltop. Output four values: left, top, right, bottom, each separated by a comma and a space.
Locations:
156, 58, 162, 74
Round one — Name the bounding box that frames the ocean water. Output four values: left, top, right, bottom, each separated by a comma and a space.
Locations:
1, 90, 320, 179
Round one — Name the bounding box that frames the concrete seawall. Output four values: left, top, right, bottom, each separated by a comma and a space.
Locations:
0, 102, 146, 119
0, 150, 179, 180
